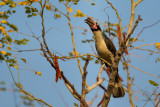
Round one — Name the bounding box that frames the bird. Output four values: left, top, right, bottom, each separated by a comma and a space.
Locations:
85, 17, 125, 98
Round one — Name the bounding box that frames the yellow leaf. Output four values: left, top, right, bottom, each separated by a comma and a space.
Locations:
0, 12, 4, 14
114, 22, 118, 26
0, 44, 2, 47
68, 7, 73, 12
73, 9, 86, 17
155, 42, 160, 50
18, 1, 29, 5
14, 66, 18, 68
35, 71, 42, 76
1, 20, 7, 24
0, 51, 7, 55
8, 30, 13, 33
33, 0, 38, 2
77, 9, 81, 14
3, 0, 8, 2
0, 26, 5, 32
72, 51, 79, 56
46, 5, 51, 11
0, 2, 6, 5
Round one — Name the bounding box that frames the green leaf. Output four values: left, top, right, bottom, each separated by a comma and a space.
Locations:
69, 52, 73, 56
95, 59, 99, 64
54, 14, 61, 19
6, 10, 11, 14
148, 80, 159, 86
25, 6, 30, 10
0, 81, 6, 85
129, 38, 134, 42
31, 7, 38, 12
27, 15, 32, 18
91, 3, 96, 5
32, 13, 37, 16
9, 3, 16, 8
74, 103, 79, 107
9, 24, 18, 31
25, 9, 31, 14
12, 10, 16, 13
59, 0, 64, 2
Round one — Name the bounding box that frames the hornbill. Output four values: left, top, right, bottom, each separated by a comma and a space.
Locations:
85, 17, 125, 98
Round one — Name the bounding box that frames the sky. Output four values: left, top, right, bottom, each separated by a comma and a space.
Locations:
0, 0, 160, 107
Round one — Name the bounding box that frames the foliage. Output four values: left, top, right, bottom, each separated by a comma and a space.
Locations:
0, 0, 160, 107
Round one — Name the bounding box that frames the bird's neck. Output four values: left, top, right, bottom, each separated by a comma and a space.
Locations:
93, 30, 103, 42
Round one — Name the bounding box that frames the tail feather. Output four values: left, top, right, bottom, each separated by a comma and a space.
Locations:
104, 65, 125, 98
113, 82, 125, 98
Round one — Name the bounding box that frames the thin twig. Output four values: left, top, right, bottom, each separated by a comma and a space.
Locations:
106, 0, 122, 43
129, 19, 160, 46
123, 57, 135, 107
143, 87, 158, 107
6, 62, 52, 107
121, 60, 160, 78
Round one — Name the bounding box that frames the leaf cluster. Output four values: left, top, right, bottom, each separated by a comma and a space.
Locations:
25, 6, 38, 18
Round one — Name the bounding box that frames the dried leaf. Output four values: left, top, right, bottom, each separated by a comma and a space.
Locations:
21, 58, 26, 63
54, 55, 61, 82
135, 96, 139, 101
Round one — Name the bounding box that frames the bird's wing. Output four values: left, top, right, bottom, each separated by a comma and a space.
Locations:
104, 36, 116, 57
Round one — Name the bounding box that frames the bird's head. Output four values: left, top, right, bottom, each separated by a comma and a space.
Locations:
85, 17, 101, 31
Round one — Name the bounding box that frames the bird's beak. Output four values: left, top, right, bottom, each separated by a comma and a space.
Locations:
84, 19, 89, 23
84, 17, 94, 25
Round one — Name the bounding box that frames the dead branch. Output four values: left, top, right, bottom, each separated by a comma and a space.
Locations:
125, 15, 142, 44
61, 71, 88, 106
40, 43, 55, 69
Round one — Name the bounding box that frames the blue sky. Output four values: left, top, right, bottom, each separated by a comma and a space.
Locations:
0, 0, 160, 107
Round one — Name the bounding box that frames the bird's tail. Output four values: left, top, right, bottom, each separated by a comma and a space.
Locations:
112, 74, 125, 98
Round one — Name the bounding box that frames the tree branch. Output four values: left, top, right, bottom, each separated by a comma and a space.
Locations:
6, 62, 52, 107
101, 47, 125, 107
135, 0, 143, 7
81, 55, 90, 107
106, 0, 122, 42
61, 71, 88, 106
125, 15, 142, 44
123, 57, 135, 107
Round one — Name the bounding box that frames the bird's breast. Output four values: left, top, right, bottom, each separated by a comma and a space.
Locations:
95, 39, 113, 64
